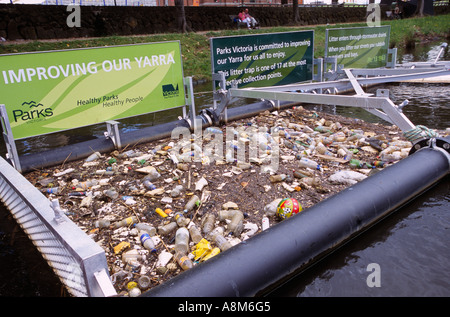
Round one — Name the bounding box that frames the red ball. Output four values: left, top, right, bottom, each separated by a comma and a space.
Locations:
277, 198, 302, 219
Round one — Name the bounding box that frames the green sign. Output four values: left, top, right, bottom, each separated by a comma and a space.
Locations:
0, 42, 185, 139
325, 26, 390, 69
211, 31, 314, 89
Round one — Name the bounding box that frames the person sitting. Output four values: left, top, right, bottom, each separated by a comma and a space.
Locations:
244, 8, 258, 29
238, 8, 251, 29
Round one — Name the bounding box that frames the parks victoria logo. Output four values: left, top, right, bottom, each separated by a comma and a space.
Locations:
162, 83, 180, 99
12, 100, 53, 123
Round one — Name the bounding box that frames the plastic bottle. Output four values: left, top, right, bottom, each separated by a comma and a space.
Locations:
297, 157, 321, 170
158, 222, 177, 236
174, 212, 190, 227
184, 195, 200, 213
134, 223, 156, 236
113, 216, 138, 229
315, 142, 334, 156
337, 146, 353, 160
175, 252, 193, 270
143, 180, 156, 190
209, 228, 232, 252
349, 159, 372, 169
218, 210, 244, 236
94, 218, 111, 229
264, 199, 282, 216
138, 275, 151, 290
41, 187, 59, 194
202, 214, 215, 235
104, 189, 119, 199
174, 227, 190, 254
85, 151, 101, 162
188, 224, 203, 244
205, 127, 223, 134
144, 169, 160, 182
269, 174, 287, 183
179, 151, 195, 162
314, 126, 331, 133
76, 180, 99, 190
372, 160, 386, 168
380, 152, 402, 162
176, 163, 189, 171
293, 170, 309, 179
140, 231, 156, 253
171, 185, 183, 198
122, 249, 144, 264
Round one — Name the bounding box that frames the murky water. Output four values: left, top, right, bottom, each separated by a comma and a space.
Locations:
0, 42, 449, 297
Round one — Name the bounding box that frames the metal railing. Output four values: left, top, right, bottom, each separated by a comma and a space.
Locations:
0, 155, 116, 297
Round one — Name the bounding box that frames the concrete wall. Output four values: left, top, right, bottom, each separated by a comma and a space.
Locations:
0, 4, 448, 41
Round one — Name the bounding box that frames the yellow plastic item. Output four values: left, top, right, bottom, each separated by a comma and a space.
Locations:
193, 238, 212, 261
155, 208, 167, 218
202, 247, 220, 261
113, 241, 130, 254
127, 281, 138, 290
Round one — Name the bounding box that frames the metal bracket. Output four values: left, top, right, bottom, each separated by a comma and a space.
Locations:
105, 120, 121, 150
184, 76, 197, 131
212, 72, 232, 124
0, 104, 22, 172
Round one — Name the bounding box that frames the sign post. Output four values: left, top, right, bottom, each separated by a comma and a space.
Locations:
211, 31, 314, 89
0, 41, 186, 140
325, 25, 391, 69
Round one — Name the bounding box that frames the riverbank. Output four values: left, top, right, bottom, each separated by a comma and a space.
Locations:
1, 14, 449, 82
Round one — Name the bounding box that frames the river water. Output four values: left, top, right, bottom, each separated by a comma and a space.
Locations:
0, 42, 448, 297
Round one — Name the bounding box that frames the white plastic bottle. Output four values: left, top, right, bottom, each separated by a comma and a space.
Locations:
298, 157, 320, 170
174, 227, 190, 254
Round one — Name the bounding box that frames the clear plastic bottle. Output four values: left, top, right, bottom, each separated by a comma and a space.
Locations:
171, 185, 184, 198
184, 195, 200, 213
175, 252, 193, 270
218, 210, 244, 236
269, 174, 287, 183
76, 179, 99, 190
337, 145, 353, 160
174, 227, 190, 254
94, 218, 111, 229
188, 224, 203, 244
140, 231, 156, 253
174, 212, 190, 227
134, 223, 156, 236
202, 214, 215, 235
297, 157, 321, 170
113, 216, 138, 229
315, 142, 334, 156
209, 228, 232, 252
143, 180, 156, 190
85, 151, 102, 162
228, 210, 244, 236
264, 199, 282, 216
104, 188, 119, 199
158, 222, 177, 236
138, 275, 151, 290
144, 169, 160, 182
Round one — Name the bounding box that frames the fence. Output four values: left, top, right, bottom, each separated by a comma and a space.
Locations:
0, 154, 116, 297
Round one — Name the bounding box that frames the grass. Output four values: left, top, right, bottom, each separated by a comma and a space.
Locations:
1, 14, 449, 81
